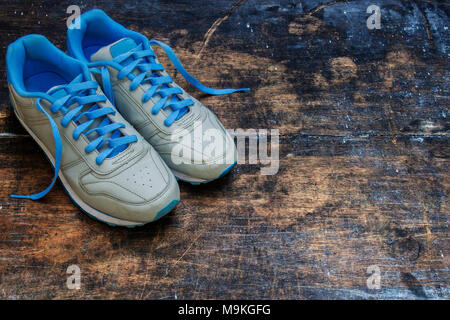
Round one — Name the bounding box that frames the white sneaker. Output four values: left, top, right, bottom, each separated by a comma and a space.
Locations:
67, 9, 249, 184
7, 34, 179, 226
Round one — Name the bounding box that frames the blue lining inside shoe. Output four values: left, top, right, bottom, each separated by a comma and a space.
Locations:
7, 34, 90, 98
67, 9, 148, 63
23, 60, 71, 92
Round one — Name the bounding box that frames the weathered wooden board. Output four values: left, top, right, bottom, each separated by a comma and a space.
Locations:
0, 0, 448, 299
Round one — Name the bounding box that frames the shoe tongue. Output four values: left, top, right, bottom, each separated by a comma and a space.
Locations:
90, 38, 138, 62
47, 85, 67, 99
46, 75, 85, 99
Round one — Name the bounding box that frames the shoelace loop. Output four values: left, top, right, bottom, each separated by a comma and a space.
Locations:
91, 40, 249, 127
11, 76, 137, 200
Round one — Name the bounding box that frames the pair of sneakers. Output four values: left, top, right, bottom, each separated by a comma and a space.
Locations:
6, 9, 248, 227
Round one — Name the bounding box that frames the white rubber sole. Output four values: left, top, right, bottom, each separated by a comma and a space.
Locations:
12, 108, 147, 227
171, 161, 237, 185
171, 169, 209, 184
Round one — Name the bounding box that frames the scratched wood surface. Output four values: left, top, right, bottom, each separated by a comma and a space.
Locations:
0, 0, 448, 299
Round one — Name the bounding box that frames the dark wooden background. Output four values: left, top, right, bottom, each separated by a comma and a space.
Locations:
0, 0, 448, 299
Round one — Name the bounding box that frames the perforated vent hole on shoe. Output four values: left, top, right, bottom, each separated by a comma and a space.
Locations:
125, 168, 153, 188
121, 170, 153, 189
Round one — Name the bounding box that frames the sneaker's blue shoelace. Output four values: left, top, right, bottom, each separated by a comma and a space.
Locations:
11, 75, 137, 200
91, 40, 249, 127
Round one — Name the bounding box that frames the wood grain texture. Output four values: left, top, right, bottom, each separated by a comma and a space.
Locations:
0, 0, 448, 299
